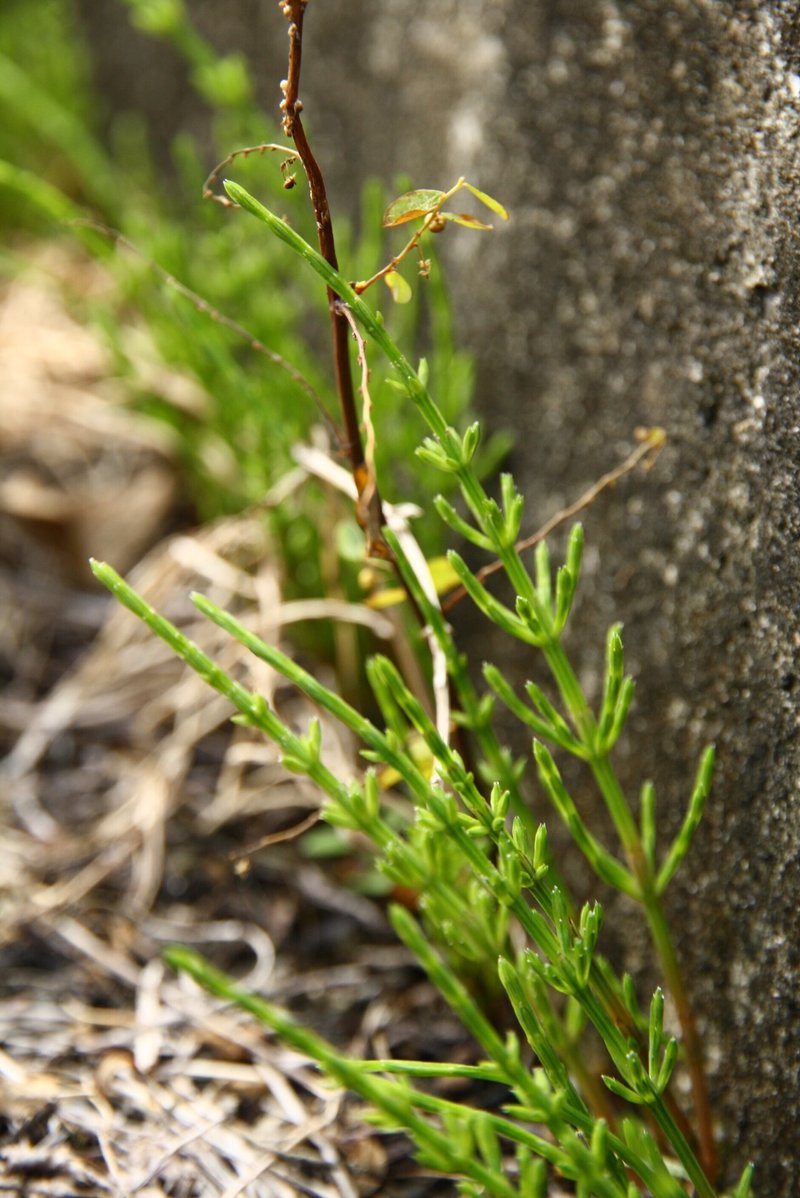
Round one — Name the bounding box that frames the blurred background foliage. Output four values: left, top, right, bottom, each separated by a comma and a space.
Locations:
1, 0, 509, 632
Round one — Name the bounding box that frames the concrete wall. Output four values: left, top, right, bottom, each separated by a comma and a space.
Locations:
78, 2, 800, 1191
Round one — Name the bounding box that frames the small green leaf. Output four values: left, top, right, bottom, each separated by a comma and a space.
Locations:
472, 1116, 502, 1172
463, 181, 510, 220
732, 1163, 755, 1198
416, 438, 460, 473
566, 524, 584, 584
524, 681, 586, 755
603, 676, 635, 750
602, 1075, 645, 1104
535, 541, 552, 610
384, 270, 412, 303
553, 566, 575, 634
461, 421, 481, 463
598, 624, 624, 744
533, 823, 549, 874
590, 1118, 608, 1164
648, 988, 664, 1077
484, 665, 572, 750
656, 743, 715, 894
434, 495, 493, 550
230, 712, 257, 728
490, 783, 511, 821
383, 188, 445, 226
622, 973, 640, 1021
321, 800, 361, 831
519, 1156, 548, 1198
656, 1037, 678, 1092
307, 716, 321, 761
450, 555, 542, 644
640, 781, 657, 867
515, 596, 546, 643
281, 753, 309, 775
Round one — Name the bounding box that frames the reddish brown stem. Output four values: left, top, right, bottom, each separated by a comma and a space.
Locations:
279, 1, 386, 553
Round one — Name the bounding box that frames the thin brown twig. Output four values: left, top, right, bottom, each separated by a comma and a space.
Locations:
442, 427, 667, 613
202, 142, 299, 206
230, 810, 321, 872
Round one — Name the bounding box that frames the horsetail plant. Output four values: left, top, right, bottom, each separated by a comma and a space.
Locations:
92, 2, 751, 1195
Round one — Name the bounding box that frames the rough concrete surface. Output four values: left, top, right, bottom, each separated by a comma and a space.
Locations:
77, 2, 800, 1192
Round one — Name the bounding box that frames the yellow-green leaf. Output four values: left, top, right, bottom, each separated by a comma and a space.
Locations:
463, 181, 509, 221
378, 734, 434, 788
426, 555, 461, 595
383, 189, 445, 227
365, 556, 460, 609
365, 585, 406, 610
441, 211, 494, 231
385, 270, 412, 304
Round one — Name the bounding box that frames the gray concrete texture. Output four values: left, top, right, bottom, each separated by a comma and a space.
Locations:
78, 1, 800, 1191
